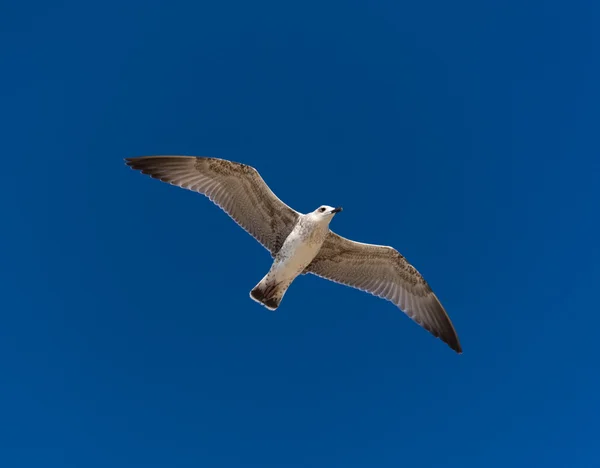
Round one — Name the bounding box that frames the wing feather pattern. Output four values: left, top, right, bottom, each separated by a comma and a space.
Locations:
306, 232, 462, 353
125, 156, 299, 255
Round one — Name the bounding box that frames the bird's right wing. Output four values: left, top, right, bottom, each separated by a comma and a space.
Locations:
126, 156, 300, 255
306, 231, 462, 353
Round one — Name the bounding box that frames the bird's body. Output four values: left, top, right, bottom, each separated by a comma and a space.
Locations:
250, 208, 334, 310
126, 155, 462, 353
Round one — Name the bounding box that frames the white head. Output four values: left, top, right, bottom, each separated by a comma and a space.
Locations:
309, 205, 343, 224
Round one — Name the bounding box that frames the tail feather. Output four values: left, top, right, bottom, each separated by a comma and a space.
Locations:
250, 276, 289, 311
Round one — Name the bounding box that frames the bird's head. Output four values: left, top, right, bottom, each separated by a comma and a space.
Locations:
311, 205, 343, 223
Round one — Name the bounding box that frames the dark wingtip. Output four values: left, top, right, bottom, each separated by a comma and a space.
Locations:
441, 329, 462, 354
125, 156, 147, 169
124, 157, 140, 169
445, 334, 462, 354
124, 156, 165, 174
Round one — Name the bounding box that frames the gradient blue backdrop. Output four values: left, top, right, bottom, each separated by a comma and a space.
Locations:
1, 1, 599, 466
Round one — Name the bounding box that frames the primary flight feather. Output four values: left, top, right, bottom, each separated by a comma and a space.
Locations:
126, 156, 462, 353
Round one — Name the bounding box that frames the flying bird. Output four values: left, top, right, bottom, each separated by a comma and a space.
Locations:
126, 156, 462, 353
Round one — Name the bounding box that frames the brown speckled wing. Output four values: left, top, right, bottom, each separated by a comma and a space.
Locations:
306, 232, 462, 353
126, 156, 300, 255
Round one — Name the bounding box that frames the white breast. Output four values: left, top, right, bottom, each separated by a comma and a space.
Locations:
272, 223, 326, 280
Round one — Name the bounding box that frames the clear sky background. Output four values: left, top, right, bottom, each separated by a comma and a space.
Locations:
1, 1, 599, 467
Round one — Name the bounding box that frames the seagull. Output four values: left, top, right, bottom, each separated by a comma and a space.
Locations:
125, 156, 462, 353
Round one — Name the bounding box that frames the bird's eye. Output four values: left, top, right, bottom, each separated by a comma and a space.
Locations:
319, 207, 326, 212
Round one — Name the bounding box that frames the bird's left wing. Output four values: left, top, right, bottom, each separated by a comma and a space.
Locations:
305, 231, 462, 353
126, 156, 300, 255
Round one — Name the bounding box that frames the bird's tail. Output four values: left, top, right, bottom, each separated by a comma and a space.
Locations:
249, 275, 290, 311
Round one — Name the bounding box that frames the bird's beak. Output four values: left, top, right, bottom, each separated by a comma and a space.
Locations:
331, 207, 343, 214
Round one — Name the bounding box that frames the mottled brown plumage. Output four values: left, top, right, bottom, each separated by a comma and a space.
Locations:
307, 233, 461, 353
126, 155, 462, 353
125, 156, 299, 255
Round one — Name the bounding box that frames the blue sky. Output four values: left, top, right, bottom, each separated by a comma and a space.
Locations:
1, 1, 599, 466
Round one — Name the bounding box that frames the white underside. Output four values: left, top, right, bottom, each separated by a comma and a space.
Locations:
250, 214, 330, 310
271, 232, 322, 283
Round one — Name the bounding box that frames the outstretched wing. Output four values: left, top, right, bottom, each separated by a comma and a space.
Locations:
126, 156, 300, 255
306, 231, 462, 353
